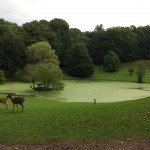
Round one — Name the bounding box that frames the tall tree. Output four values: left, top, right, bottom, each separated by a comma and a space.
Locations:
135, 62, 146, 83
69, 28, 87, 44
22, 20, 45, 45
65, 43, 94, 77
88, 30, 110, 64
0, 69, 6, 83
106, 27, 138, 62
26, 41, 59, 65
88, 26, 138, 64
103, 50, 120, 72
49, 18, 71, 66
135, 26, 150, 59
0, 23, 26, 77
25, 41, 63, 90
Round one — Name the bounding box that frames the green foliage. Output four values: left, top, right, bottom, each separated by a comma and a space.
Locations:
66, 43, 94, 77
135, 26, 150, 59
24, 41, 63, 91
128, 68, 134, 76
88, 26, 138, 64
69, 28, 87, 44
0, 69, 6, 83
103, 50, 120, 72
106, 27, 138, 62
135, 63, 146, 83
22, 20, 45, 44
0, 23, 26, 77
1, 18, 150, 81
49, 18, 71, 66
88, 29, 107, 64
26, 41, 59, 65
34, 63, 64, 90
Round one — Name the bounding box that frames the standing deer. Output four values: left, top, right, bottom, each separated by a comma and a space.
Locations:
6, 94, 25, 112
0, 98, 8, 111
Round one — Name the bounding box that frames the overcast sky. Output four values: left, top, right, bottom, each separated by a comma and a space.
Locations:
0, 0, 150, 31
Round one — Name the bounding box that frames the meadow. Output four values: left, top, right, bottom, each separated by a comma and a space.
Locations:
63, 60, 150, 83
0, 96, 150, 143
0, 60, 150, 143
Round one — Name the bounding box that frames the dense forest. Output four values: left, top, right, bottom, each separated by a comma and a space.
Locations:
0, 18, 150, 78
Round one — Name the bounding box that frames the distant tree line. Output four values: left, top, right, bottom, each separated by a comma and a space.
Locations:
0, 18, 150, 78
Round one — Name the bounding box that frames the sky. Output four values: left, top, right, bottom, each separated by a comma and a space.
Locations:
0, 0, 150, 31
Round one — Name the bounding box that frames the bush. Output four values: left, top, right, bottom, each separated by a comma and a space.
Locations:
128, 68, 134, 76
66, 43, 94, 77
135, 63, 145, 83
0, 69, 6, 83
103, 50, 120, 72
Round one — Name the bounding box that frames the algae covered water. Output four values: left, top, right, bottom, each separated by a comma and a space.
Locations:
1, 81, 150, 102
53, 80, 150, 102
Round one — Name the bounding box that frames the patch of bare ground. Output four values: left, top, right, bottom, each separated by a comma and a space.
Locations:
0, 139, 150, 150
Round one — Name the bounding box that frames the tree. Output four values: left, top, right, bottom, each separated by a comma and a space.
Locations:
128, 68, 134, 76
135, 63, 145, 83
69, 28, 87, 44
34, 63, 64, 90
0, 69, 6, 83
26, 41, 59, 65
94, 24, 104, 32
106, 27, 138, 62
88, 26, 138, 64
135, 26, 150, 59
65, 43, 94, 77
0, 23, 26, 77
103, 50, 120, 72
49, 18, 71, 66
22, 20, 45, 45
24, 41, 63, 91
88, 30, 110, 64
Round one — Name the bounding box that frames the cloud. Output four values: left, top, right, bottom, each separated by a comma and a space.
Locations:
0, 0, 150, 31
0, 0, 31, 24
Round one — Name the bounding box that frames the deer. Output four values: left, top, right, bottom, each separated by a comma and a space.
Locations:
0, 97, 8, 111
6, 94, 25, 112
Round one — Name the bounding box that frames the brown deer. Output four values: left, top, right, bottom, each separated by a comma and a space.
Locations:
0, 98, 8, 111
6, 94, 25, 112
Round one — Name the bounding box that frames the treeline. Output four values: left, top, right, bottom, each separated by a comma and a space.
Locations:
0, 18, 150, 78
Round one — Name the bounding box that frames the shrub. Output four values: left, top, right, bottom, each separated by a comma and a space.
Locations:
103, 50, 120, 72
0, 69, 6, 83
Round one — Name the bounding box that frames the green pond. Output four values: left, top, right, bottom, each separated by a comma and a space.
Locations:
1, 80, 150, 102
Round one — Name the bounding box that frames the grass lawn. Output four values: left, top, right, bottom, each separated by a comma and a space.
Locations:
0, 95, 150, 143
63, 60, 150, 83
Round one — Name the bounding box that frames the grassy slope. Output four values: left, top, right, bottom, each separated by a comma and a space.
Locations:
0, 96, 150, 143
63, 60, 150, 83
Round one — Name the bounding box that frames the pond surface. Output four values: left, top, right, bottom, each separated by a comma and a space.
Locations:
1, 81, 150, 102
49, 80, 150, 102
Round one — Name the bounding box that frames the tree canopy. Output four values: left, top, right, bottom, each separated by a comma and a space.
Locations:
0, 18, 150, 81
24, 41, 63, 91
0, 22, 26, 77
65, 43, 94, 77
26, 41, 59, 65
103, 50, 120, 72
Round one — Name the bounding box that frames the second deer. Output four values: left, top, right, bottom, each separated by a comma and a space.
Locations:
6, 94, 25, 112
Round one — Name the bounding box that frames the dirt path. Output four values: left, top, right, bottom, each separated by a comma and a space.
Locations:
0, 139, 150, 150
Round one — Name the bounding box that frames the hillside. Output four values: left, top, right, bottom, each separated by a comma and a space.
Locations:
63, 60, 150, 83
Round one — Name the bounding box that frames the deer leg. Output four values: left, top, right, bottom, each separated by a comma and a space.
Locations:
5, 102, 8, 111
20, 104, 24, 112
13, 104, 15, 112
16, 104, 19, 112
